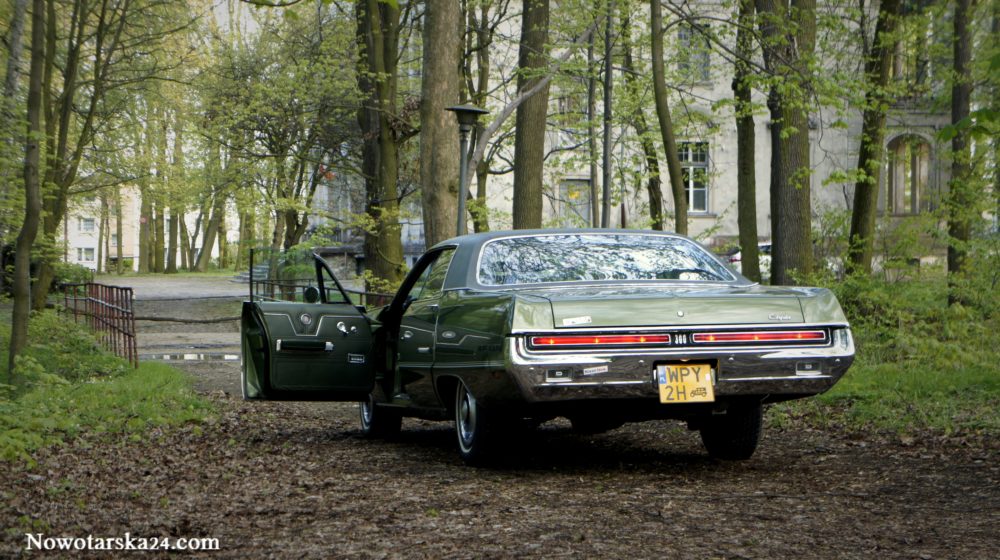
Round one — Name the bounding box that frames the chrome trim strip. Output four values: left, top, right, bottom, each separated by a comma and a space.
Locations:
722, 375, 834, 382
538, 380, 647, 387
262, 313, 363, 337
512, 322, 849, 334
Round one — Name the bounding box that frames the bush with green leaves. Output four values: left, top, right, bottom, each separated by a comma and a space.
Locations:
781, 270, 1000, 435
0, 311, 128, 384
0, 311, 211, 463
50, 261, 93, 287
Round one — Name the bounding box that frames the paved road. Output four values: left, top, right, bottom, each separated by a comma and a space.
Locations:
100, 274, 245, 393
96, 273, 249, 300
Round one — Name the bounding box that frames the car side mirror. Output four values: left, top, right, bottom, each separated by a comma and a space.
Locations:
303, 286, 320, 303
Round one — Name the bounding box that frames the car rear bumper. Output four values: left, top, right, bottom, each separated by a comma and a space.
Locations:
499, 327, 854, 405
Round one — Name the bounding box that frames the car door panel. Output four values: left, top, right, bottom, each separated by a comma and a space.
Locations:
241, 253, 375, 401
397, 299, 439, 405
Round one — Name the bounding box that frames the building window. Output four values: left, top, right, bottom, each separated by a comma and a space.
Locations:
77, 247, 95, 262
556, 179, 592, 226
678, 24, 711, 82
79, 217, 96, 232
885, 135, 932, 215
110, 233, 119, 246
679, 142, 709, 213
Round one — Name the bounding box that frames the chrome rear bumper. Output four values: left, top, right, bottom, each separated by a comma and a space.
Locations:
502, 327, 854, 404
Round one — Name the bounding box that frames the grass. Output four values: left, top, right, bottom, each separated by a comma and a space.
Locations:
774, 271, 1000, 436
0, 361, 212, 463
0, 310, 213, 464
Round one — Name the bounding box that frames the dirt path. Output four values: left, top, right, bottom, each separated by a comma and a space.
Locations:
2, 277, 997, 558
3, 396, 996, 559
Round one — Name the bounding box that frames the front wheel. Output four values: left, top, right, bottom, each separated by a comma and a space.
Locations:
359, 394, 401, 438
699, 403, 763, 460
455, 381, 495, 465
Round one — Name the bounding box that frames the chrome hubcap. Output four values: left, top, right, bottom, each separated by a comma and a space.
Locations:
360, 397, 373, 428
457, 386, 477, 450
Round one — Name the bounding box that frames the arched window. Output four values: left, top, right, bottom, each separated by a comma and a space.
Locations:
885, 135, 933, 215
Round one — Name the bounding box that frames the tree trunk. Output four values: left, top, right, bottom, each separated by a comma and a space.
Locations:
97, 193, 107, 273
650, 0, 687, 235
2, 0, 28, 102
115, 187, 124, 274
179, 217, 190, 271
34, 0, 132, 309
166, 208, 178, 273
0, 0, 29, 265
356, 0, 406, 291
467, 2, 496, 234
138, 192, 151, 273
153, 205, 165, 273
621, 10, 663, 230
947, 0, 974, 305
195, 189, 225, 272
601, 0, 614, 228
420, 0, 461, 243
218, 212, 228, 269
587, 26, 600, 227
733, 0, 761, 282
756, 0, 815, 285
512, 0, 550, 229
9, 0, 45, 380
847, 0, 901, 276
166, 112, 184, 273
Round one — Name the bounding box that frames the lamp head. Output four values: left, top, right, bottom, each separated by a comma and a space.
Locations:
446, 104, 489, 130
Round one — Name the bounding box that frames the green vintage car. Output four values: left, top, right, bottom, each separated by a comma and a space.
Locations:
241, 230, 854, 464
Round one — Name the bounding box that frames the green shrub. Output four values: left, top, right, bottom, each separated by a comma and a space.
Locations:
51, 261, 93, 286
0, 362, 211, 463
779, 271, 1000, 435
0, 311, 129, 384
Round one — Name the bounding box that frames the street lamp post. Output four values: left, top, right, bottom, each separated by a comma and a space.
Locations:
446, 104, 489, 236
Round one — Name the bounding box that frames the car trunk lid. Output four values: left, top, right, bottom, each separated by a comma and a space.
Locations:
516, 285, 806, 328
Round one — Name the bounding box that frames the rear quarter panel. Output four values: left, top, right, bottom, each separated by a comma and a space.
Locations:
434, 290, 519, 403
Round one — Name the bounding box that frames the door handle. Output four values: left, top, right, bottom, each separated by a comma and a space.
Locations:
428, 304, 440, 313
402, 330, 414, 340
417, 347, 431, 354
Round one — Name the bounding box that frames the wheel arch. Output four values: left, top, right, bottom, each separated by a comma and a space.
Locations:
435, 374, 462, 416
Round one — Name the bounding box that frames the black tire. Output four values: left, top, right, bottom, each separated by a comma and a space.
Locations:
699, 403, 763, 460
569, 416, 624, 435
455, 380, 495, 466
359, 394, 402, 439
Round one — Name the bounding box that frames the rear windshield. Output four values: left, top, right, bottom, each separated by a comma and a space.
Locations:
477, 234, 735, 286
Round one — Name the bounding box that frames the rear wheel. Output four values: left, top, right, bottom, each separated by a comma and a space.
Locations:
359, 394, 401, 438
455, 381, 495, 465
699, 403, 763, 460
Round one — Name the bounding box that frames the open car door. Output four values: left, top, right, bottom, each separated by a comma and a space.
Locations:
241, 253, 375, 401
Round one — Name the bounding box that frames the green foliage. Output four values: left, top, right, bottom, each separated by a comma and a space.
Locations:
778, 271, 1000, 435
51, 261, 93, 286
0, 362, 211, 464
0, 310, 210, 463
0, 311, 129, 383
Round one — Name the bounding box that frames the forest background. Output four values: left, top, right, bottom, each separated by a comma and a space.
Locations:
0, 0, 997, 386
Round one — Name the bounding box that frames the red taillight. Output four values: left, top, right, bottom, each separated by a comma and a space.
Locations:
529, 334, 671, 347
692, 330, 826, 344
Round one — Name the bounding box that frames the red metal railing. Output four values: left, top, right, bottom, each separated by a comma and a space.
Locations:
63, 283, 138, 368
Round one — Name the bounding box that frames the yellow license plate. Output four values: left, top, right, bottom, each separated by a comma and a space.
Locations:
657, 364, 715, 403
